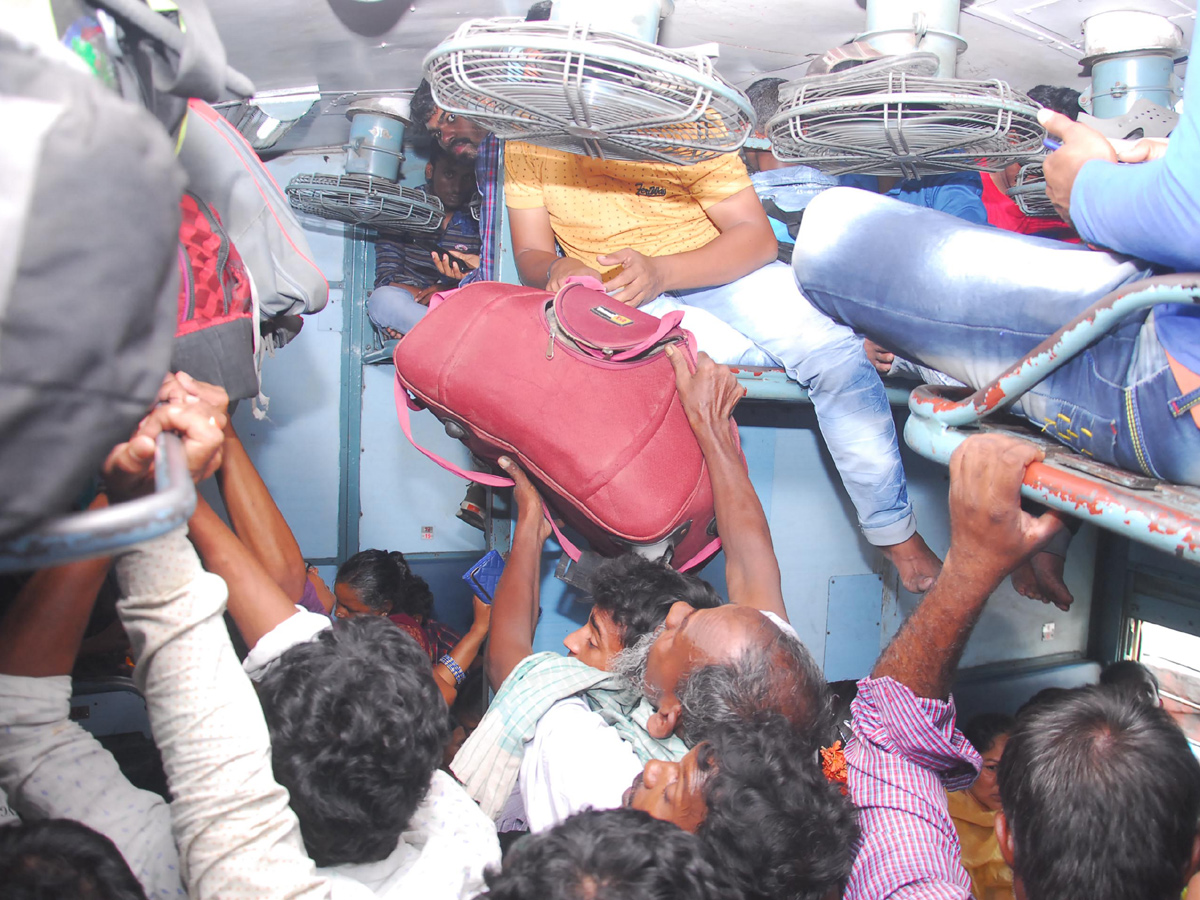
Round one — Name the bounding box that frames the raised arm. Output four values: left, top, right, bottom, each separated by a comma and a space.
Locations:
0, 519, 110, 678
0, 501, 182, 899
843, 434, 1062, 900
433, 596, 491, 704
168, 372, 310, 603
597, 186, 777, 307
187, 493, 301, 651
107, 400, 330, 900
872, 434, 1063, 699
484, 457, 551, 690
665, 346, 786, 620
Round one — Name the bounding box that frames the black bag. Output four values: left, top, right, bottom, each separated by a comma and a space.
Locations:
0, 35, 186, 540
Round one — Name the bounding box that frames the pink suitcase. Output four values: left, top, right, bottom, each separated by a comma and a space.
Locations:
393, 278, 736, 569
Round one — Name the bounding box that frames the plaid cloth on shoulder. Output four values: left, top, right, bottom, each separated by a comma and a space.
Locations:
844, 676, 981, 900
458, 134, 501, 286
451, 651, 687, 818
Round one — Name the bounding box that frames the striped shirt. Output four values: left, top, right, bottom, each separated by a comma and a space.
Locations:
459, 134, 501, 286
373, 183, 482, 289
844, 676, 982, 900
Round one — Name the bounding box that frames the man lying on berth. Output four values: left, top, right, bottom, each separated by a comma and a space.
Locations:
794, 23, 1200, 495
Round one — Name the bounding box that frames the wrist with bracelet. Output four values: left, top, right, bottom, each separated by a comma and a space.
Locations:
439, 654, 466, 685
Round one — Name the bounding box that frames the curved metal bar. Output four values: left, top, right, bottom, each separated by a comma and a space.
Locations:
904, 415, 1200, 563
0, 434, 197, 572
909, 275, 1200, 427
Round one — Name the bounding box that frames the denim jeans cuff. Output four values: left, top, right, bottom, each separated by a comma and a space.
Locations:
861, 513, 917, 547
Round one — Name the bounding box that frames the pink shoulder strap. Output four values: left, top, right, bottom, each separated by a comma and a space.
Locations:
393, 371, 721, 570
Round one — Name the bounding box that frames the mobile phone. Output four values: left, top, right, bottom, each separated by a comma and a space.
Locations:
438, 250, 477, 273
463, 549, 505, 604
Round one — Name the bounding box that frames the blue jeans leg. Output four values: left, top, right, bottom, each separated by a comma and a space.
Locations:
792, 188, 1200, 484
639, 297, 776, 368
666, 261, 916, 546
368, 285, 429, 336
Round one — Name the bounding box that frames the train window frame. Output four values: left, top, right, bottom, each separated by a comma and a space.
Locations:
1121, 571, 1200, 755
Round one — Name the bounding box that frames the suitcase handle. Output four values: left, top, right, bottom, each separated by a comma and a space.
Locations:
554, 280, 698, 364
393, 374, 721, 571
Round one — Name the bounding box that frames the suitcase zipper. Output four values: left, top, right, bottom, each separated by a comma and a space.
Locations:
179, 243, 195, 322
191, 192, 233, 316
546, 331, 555, 359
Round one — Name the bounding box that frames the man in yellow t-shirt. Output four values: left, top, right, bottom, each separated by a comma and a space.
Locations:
504, 141, 942, 592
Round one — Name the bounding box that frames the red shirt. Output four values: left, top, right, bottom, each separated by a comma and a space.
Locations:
982, 176, 1079, 242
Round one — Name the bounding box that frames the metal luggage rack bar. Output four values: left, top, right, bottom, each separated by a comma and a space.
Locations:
903, 275, 1200, 563
0, 434, 196, 573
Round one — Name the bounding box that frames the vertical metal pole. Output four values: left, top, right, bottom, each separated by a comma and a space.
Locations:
337, 226, 370, 565
861, 0, 965, 78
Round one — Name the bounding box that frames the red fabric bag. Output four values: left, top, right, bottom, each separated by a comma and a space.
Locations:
172, 191, 257, 400
393, 278, 732, 569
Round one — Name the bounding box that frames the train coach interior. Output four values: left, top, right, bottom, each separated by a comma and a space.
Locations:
5, 0, 1199, 750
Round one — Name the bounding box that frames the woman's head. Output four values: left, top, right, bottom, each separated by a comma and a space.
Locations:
963, 712, 1016, 812
334, 549, 434, 622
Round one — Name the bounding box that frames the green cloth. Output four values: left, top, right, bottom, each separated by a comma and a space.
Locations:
451, 652, 687, 818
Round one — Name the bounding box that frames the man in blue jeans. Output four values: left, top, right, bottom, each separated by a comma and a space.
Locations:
793, 21, 1200, 491
505, 139, 943, 592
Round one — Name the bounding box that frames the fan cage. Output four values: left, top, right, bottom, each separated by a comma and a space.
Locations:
1008, 162, 1060, 218
423, 18, 752, 165
285, 174, 445, 236
767, 69, 1044, 180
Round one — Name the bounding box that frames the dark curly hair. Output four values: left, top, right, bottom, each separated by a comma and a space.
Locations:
335, 548, 435, 622
480, 808, 742, 900
746, 77, 786, 134
409, 79, 438, 138
962, 712, 1016, 756
0, 819, 148, 900
1026, 84, 1081, 120
255, 616, 450, 867
698, 714, 859, 900
591, 554, 723, 648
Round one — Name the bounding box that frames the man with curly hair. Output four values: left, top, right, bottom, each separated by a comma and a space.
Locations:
478, 808, 739, 900
178, 376, 502, 900
623, 713, 859, 900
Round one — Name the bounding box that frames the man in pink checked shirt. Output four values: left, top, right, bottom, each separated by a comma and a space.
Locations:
844, 433, 1200, 900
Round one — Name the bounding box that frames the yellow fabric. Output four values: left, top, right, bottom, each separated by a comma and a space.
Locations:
503, 141, 752, 276
946, 790, 1015, 900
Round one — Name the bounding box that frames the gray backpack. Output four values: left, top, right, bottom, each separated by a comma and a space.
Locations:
0, 0, 253, 551
0, 34, 185, 541
178, 99, 329, 320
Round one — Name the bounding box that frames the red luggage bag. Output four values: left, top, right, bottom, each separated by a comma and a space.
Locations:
393, 278, 733, 569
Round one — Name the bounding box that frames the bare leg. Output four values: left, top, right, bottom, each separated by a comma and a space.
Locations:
881, 532, 943, 593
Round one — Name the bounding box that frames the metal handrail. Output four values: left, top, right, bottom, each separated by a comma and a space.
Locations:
0, 434, 196, 572
908, 275, 1200, 426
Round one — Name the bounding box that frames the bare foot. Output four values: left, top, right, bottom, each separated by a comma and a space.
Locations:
1011, 560, 1042, 601
1011, 551, 1073, 611
863, 339, 895, 377
881, 532, 943, 593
